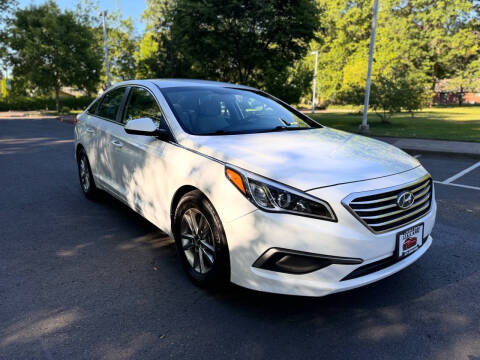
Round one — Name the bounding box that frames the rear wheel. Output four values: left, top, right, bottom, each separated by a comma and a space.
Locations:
77, 148, 98, 199
173, 190, 230, 287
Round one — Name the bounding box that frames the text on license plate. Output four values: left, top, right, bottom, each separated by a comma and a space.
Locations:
397, 224, 423, 257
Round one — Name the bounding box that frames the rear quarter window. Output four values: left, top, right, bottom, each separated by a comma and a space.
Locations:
96, 87, 126, 121
86, 97, 102, 115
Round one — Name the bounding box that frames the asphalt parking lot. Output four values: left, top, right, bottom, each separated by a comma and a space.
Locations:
1, 117, 479, 360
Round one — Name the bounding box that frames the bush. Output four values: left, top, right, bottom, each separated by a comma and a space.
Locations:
60, 106, 71, 114
337, 69, 431, 122
0, 96, 95, 112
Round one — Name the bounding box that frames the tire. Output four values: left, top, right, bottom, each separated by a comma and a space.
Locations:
77, 148, 98, 200
173, 190, 230, 288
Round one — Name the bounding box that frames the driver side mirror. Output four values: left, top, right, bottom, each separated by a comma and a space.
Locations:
124, 117, 170, 141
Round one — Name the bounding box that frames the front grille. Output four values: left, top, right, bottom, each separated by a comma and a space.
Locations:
342, 175, 433, 233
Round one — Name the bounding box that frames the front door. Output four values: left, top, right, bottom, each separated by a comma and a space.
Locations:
110, 86, 170, 217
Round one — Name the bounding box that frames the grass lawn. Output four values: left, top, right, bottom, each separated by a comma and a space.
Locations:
309, 106, 480, 142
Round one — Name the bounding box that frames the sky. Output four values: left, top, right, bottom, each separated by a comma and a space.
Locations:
17, 0, 147, 32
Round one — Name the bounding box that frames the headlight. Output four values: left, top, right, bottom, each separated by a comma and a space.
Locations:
225, 166, 337, 221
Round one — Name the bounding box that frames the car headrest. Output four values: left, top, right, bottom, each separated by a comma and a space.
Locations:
198, 97, 221, 117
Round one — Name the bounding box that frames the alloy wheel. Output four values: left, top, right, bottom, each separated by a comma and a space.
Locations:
180, 208, 216, 274
79, 156, 90, 192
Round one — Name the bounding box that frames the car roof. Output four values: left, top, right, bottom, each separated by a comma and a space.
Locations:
114, 79, 257, 90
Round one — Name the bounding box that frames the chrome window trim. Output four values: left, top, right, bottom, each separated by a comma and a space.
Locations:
123, 85, 177, 142
88, 85, 129, 124
341, 173, 433, 234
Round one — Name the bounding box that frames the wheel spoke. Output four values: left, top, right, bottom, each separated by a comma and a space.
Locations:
199, 248, 205, 273
200, 239, 215, 253
184, 210, 198, 234
181, 208, 216, 274
193, 249, 199, 271
181, 233, 194, 250
200, 247, 214, 264
197, 216, 207, 236
181, 233, 194, 241
183, 242, 194, 251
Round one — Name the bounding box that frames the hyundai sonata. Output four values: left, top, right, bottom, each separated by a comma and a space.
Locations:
74, 79, 436, 296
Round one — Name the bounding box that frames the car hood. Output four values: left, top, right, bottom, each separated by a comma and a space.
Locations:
180, 127, 420, 190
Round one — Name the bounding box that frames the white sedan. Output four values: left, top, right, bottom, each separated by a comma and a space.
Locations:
74, 79, 436, 296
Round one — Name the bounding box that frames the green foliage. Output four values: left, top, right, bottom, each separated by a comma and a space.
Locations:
264, 61, 313, 105
3, 0, 480, 115
136, 0, 190, 78
107, 17, 138, 81
60, 106, 71, 114
0, 0, 16, 14
308, 0, 479, 111
7, 1, 102, 111
0, 95, 95, 111
339, 66, 432, 122
140, 0, 321, 103
135, 32, 160, 78
0, 0, 17, 67
74, 1, 139, 85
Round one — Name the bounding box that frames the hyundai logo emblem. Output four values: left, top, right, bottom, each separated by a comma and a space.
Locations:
397, 191, 415, 209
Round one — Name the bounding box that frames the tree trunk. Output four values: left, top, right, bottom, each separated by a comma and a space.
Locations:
55, 86, 60, 113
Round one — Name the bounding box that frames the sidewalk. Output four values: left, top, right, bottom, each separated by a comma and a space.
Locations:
375, 136, 480, 158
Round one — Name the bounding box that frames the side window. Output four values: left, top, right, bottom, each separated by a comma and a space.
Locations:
96, 87, 126, 121
123, 87, 166, 128
87, 97, 101, 115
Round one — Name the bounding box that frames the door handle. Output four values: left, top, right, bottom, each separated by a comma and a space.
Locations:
86, 127, 95, 134
111, 139, 123, 148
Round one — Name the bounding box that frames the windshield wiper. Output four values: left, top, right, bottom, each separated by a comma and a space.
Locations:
271, 125, 301, 131
201, 130, 227, 135
201, 129, 243, 136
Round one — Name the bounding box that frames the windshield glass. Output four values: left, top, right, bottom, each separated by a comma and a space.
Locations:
160, 86, 321, 135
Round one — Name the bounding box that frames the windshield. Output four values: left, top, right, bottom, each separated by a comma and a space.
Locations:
160, 86, 321, 135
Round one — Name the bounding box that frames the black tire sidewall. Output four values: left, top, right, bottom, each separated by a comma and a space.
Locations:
173, 190, 230, 287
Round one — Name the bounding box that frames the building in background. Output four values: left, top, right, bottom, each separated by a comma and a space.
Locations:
434, 79, 480, 105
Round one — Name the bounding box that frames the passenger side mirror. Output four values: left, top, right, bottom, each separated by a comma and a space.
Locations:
124, 117, 170, 141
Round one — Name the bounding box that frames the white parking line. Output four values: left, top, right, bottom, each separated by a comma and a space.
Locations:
434, 180, 480, 191
414, 154, 422, 158
442, 161, 480, 184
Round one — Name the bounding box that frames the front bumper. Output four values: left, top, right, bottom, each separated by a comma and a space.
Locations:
223, 166, 436, 296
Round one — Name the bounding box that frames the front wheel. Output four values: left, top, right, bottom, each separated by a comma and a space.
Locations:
173, 190, 230, 287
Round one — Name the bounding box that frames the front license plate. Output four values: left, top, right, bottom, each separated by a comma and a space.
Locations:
396, 223, 424, 258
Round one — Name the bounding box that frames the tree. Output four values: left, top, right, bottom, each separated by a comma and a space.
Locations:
74, 1, 139, 86
135, 0, 192, 79
107, 17, 138, 81
135, 32, 159, 78
0, 0, 17, 69
339, 66, 431, 122
394, 0, 477, 91
442, 29, 480, 104
310, 0, 478, 107
263, 61, 313, 105
141, 0, 321, 103
7, 1, 102, 111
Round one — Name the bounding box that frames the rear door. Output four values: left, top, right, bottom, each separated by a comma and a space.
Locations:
80, 97, 104, 176
93, 86, 129, 194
